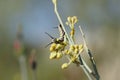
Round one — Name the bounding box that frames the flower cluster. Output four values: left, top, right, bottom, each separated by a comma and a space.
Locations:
49, 41, 67, 59
48, 16, 84, 69
61, 44, 84, 69
66, 16, 78, 40
49, 42, 84, 69
49, 0, 100, 80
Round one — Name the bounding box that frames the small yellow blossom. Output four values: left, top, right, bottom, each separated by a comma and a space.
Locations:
70, 29, 75, 36
74, 48, 79, 54
74, 45, 79, 49
49, 43, 57, 52
56, 44, 62, 50
64, 49, 69, 55
66, 16, 78, 29
79, 44, 83, 50
63, 41, 68, 46
52, 0, 57, 5
70, 45, 75, 51
61, 63, 69, 69
56, 52, 63, 59
50, 46, 55, 52
72, 16, 78, 24
71, 57, 76, 62
67, 16, 72, 25
49, 51, 57, 59
66, 16, 78, 40
51, 43, 57, 47
80, 48, 84, 53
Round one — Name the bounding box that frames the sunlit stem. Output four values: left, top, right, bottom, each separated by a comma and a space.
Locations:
79, 26, 100, 80
82, 58, 92, 73
79, 26, 88, 51
53, 1, 74, 45
80, 65, 93, 80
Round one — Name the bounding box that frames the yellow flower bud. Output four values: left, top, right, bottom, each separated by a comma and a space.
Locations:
56, 52, 63, 59
61, 63, 69, 69
63, 41, 67, 46
56, 44, 62, 50
52, 0, 57, 5
71, 57, 76, 62
74, 45, 79, 49
49, 51, 57, 59
67, 16, 72, 24
80, 48, 84, 53
79, 44, 83, 50
72, 16, 78, 24
50, 46, 55, 52
51, 43, 57, 48
66, 22, 69, 26
70, 29, 75, 36
74, 49, 79, 54
64, 49, 69, 55
50, 43, 57, 52
70, 45, 75, 51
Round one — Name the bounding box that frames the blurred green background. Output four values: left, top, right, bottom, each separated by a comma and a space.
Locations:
0, 0, 120, 80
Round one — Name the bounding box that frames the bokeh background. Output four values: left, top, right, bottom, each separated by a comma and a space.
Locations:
0, 0, 120, 80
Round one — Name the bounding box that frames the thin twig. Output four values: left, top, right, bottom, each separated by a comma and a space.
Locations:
79, 55, 93, 80
79, 26, 100, 80
53, 2, 74, 45
88, 49, 100, 80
